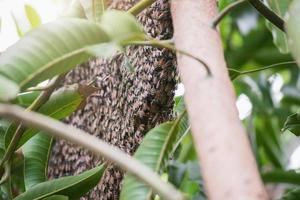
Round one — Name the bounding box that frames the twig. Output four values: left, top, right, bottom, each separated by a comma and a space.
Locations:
0, 104, 186, 200
211, 0, 247, 28
127, 0, 156, 16
248, 0, 285, 32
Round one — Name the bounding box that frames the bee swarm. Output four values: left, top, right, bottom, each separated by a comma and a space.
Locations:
48, 0, 177, 199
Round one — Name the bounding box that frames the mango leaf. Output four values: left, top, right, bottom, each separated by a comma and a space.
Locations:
87, 42, 122, 58
24, 4, 41, 29
100, 10, 144, 42
280, 188, 300, 200
282, 112, 300, 136
120, 114, 187, 200
5, 84, 93, 149
0, 18, 110, 90
12, 91, 41, 107
64, 0, 86, 18
264, 0, 291, 53
43, 195, 69, 200
79, 0, 106, 23
23, 133, 53, 190
14, 165, 105, 200
286, 1, 300, 67
0, 75, 19, 102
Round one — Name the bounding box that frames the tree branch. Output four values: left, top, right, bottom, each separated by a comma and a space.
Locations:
0, 104, 185, 200
248, 0, 285, 32
171, 0, 268, 199
127, 0, 155, 16
211, 0, 247, 28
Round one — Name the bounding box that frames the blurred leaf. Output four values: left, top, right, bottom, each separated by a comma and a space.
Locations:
23, 133, 53, 190
79, 0, 106, 22
12, 91, 41, 107
120, 116, 186, 200
262, 170, 300, 184
0, 18, 110, 90
64, 0, 86, 18
286, 0, 300, 67
264, 0, 291, 53
24, 4, 41, 28
5, 84, 92, 149
100, 10, 144, 42
174, 96, 185, 115
43, 195, 69, 200
0, 75, 19, 102
280, 188, 300, 200
283, 112, 300, 136
87, 42, 121, 58
10, 12, 25, 37
14, 165, 105, 200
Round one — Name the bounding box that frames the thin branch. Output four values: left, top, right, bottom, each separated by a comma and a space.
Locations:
127, 0, 155, 16
0, 104, 186, 200
211, 0, 247, 28
248, 0, 285, 32
239, 61, 296, 75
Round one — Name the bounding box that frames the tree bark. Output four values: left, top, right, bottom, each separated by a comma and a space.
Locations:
171, 0, 268, 199
48, 0, 176, 199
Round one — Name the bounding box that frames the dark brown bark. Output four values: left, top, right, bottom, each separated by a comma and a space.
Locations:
48, 0, 176, 199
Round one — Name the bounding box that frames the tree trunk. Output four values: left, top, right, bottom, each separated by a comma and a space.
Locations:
171, 0, 268, 199
48, 0, 176, 199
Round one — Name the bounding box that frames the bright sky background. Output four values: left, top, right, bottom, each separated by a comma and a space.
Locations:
1, 0, 300, 169
0, 0, 61, 51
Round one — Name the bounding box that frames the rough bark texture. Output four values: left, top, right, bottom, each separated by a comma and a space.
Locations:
48, 0, 176, 199
171, 0, 268, 199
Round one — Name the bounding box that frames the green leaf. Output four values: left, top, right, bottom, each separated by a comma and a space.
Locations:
87, 42, 121, 58
79, 0, 106, 23
100, 10, 144, 42
43, 195, 69, 200
283, 113, 300, 136
23, 133, 53, 190
286, 0, 300, 67
10, 12, 25, 37
262, 170, 300, 184
280, 188, 300, 200
24, 4, 41, 28
265, 0, 291, 53
14, 165, 105, 200
5, 85, 89, 149
0, 18, 110, 89
0, 75, 20, 102
120, 114, 186, 200
12, 91, 41, 107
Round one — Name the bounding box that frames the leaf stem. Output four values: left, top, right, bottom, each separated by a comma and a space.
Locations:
248, 0, 285, 32
0, 75, 64, 172
127, 0, 155, 16
0, 104, 186, 200
211, 0, 247, 28
239, 61, 296, 75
